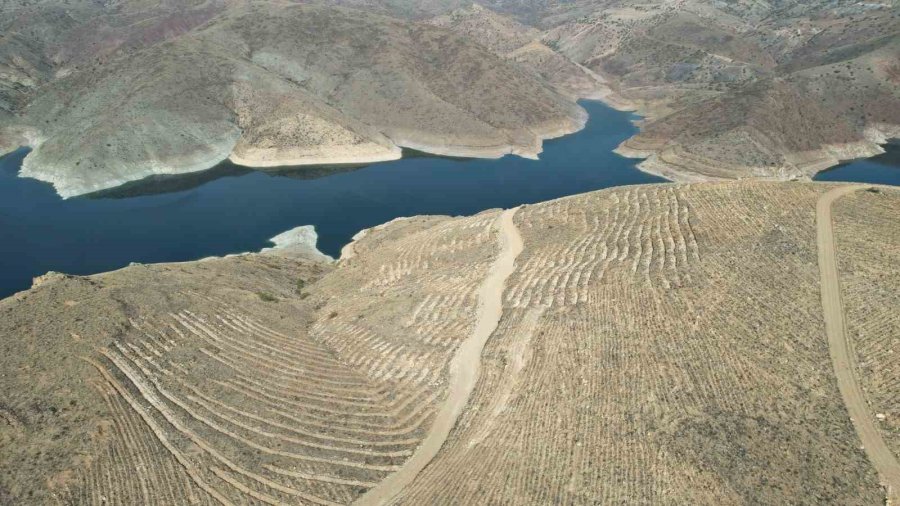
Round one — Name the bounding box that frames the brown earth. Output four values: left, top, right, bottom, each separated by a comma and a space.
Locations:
817, 185, 900, 503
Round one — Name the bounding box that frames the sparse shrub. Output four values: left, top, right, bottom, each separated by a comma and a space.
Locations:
257, 292, 277, 302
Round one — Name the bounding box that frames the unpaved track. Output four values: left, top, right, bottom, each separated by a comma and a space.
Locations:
355, 207, 524, 505
817, 185, 900, 504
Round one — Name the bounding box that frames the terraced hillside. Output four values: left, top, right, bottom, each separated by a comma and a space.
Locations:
395, 182, 896, 504
2, 182, 899, 504
833, 190, 900, 460
0, 210, 507, 504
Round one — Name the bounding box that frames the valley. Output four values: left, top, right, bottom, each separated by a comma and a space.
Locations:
0, 1, 897, 504
0, 100, 664, 299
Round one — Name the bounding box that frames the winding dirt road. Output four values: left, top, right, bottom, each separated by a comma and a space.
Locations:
817, 185, 900, 504
355, 207, 524, 505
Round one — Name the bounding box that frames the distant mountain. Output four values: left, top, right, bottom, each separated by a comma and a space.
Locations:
0, 1, 584, 197
369, 0, 900, 181
1, 0, 897, 191
412, 0, 900, 181
530, 0, 900, 179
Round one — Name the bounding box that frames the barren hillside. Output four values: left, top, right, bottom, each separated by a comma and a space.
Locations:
0, 1, 584, 198
541, 1, 900, 180
2, 0, 896, 193
424, 1, 900, 180
426, 4, 608, 99
2, 181, 898, 504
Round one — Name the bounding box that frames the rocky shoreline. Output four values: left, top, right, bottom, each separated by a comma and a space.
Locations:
8, 103, 590, 199
227, 143, 403, 169
19, 141, 238, 199
599, 82, 900, 184
5, 94, 895, 198
613, 132, 899, 184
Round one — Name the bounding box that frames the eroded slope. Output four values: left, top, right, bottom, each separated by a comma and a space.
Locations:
1, 3, 584, 198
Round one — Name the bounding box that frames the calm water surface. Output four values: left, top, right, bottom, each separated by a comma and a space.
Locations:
3, 102, 895, 300
0, 101, 665, 298
813, 143, 900, 186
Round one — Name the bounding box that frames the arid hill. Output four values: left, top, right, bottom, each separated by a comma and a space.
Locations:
0, 1, 584, 197
3, 1, 895, 193
417, 0, 900, 180
426, 4, 607, 100
2, 181, 898, 504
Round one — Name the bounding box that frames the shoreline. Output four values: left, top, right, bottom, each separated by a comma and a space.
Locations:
259, 225, 334, 263
7, 179, 896, 302
9, 105, 589, 199
615, 136, 899, 184
227, 144, 403, 169
586, 72, 900, 184
18, 132, 241, 199
3, 98, 896, 199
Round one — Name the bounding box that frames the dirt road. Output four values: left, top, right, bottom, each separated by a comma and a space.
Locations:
354, 207, 524, 505
817, 185, 900, 504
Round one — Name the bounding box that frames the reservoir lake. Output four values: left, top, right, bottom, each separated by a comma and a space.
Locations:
812, 143, 900, 186
1, 101, 665, 298
1, 100, 896, 299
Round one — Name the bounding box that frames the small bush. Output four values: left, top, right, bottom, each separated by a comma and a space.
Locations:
257, 292, 277, 302
296, 278, 306, 294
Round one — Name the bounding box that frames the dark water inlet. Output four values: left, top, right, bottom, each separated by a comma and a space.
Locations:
812, 143, 900, 186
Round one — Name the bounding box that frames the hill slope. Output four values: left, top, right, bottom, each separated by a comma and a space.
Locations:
2, 181, 898, 504
425, 1, 900, 180
0, 2, 584, 197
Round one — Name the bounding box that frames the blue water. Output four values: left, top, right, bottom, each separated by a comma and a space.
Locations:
813, 143, 900, 185
0, 100, 666, 298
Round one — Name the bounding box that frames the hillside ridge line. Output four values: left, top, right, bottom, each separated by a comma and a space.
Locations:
355, 206, 525, 505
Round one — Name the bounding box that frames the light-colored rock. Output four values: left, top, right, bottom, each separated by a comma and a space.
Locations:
260, 225, 333, 263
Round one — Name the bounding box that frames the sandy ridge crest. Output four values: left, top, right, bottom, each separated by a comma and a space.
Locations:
354, 206, 524, 505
